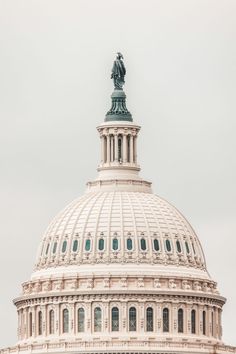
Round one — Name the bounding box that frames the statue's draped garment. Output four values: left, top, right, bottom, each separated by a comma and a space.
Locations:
112, 58, 126, 89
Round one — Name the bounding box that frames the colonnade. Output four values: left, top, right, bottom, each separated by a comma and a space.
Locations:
17, 299, 222, 341
101, 134, 137, 165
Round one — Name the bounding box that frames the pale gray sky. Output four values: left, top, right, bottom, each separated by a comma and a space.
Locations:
0, 0, 236, 347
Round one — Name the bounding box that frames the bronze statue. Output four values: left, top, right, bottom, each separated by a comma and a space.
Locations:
111, 52, 126, 90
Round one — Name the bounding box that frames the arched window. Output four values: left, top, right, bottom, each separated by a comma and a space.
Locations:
129, 307, 137, 331
178, 309, 184, 333
127, 238, 133, 251
72, 239, 78, 252
153, 239, 159, 251
52, 242, 57, 254
140, 238, 147, 251
163, 308, 169, 332
202, 310, 206, 335
94, 307, 102, 332
111, 307, 119, 331
29, 312, 33, 337
78, 308, 85, 332
38, 311, 43, 335
146, 307, 153, 332
185, 241, 190, 254
176, 240, 182, 253
62, 240, 67, 253
49, 310, 54, 334
112, 238, 119, 250
63, 309, 69, 333
191, 309, 196, 334
192, 242, 196, 255
165, 239, 171, 252
85, 239, 91, 251
45, 243, 50, 255
98, 238, 104, 251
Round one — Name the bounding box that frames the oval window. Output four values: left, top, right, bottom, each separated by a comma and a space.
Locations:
85, 239, 91, 251
153, 239, 159, 251
52, 242, 57, 254
140, 238, 147, 251
165, 239, 172, 252
176, 240, 182, 253
98, 238, 104, 251
112, 238, 118, 251
127, 238, 133, 251
185, 241, 190, 254
62, 240, 67, 253
72, 240, 78, 252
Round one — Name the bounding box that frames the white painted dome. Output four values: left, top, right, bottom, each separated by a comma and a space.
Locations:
35, 191, 206, 275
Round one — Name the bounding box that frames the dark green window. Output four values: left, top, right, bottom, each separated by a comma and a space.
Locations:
85, 239, 91, 251
62, 240, 67, 253
140, 238, 147, 251
111, 307, 119, 331
185, 241, 190, 254
163, 308, 169, 332
146, 307, 153, 332
127, 238, 133, 250
176, 240, 182, 253
45, 243, 50, 255
202, 311, 206, 335
191, 310, 196, 334
165, 239, 171, 252
129, 307, 136, 331
153, 239, 159, 251
52, 242, 57, 254
112, 238, 119, 250
72, 240, 78, 252
178, 309, 184, 333
192, 242, 196, 255
98, 238, 104, 251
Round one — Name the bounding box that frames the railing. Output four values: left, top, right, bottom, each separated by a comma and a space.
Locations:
1, 339, 236, 354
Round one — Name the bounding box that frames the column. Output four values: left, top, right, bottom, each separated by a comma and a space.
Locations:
114, 134, 118, 162
110, 136, 114, 162
134, 135, 137, 163
100, 136, 104, 164
130, 135, 134, 163
123, 134, 127, 163
106, 135, 110, 164
173, 306, 177, 334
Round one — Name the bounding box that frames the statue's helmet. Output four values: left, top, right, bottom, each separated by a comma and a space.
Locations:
117, 52, 123, 59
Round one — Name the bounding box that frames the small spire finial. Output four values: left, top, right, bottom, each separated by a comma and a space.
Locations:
111, 52, 126, 90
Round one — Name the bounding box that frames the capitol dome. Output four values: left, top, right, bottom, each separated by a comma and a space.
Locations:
34, 191, 207, 278
2, 54, 235, 354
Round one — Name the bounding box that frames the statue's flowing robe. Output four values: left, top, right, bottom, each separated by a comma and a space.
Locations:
112, 59, 126, 89
112, 59, 126, 79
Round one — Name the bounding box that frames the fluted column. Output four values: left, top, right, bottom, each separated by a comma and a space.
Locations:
134, 135, 137, 163
106, 135, 110, 164
110, 136, 114, 162
114, 134, 118, 162
101, 136, 104, 164
130, 135, 134, 163
123, 134, 127, 163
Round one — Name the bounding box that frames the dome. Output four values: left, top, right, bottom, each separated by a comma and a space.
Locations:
9, 56, 234, 354
35, 191, 206, 277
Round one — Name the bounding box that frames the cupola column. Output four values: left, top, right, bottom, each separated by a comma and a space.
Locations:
106, 135, 110, 164
123, 134, 127, 163
114, 134, 118, 162
130, 135, 134, 163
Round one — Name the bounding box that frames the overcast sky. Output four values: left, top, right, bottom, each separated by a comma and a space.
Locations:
0, 0, 236, 348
